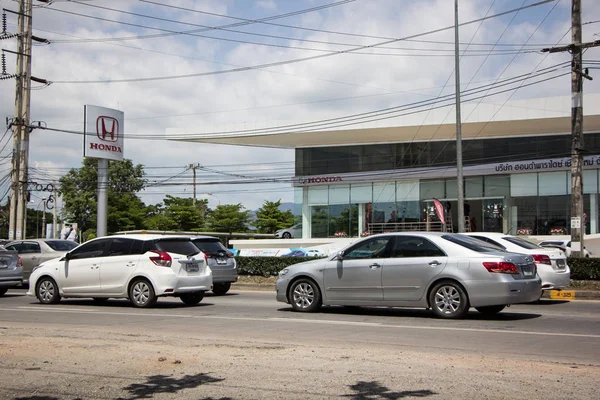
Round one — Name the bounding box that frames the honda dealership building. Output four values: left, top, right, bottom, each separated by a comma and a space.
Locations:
183, 94, 600, 239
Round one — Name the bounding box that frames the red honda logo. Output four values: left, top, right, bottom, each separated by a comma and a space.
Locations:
96, 116, 119, 142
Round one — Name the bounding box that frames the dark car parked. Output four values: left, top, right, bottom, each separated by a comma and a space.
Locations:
190, 236, 237, 295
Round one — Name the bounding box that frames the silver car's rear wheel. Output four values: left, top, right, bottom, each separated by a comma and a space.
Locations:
129, 279, 157, 308
289, 278, 322, 312
429, 281, 469, 319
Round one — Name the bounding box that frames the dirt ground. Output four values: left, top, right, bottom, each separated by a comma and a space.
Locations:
0, 322, 598, 400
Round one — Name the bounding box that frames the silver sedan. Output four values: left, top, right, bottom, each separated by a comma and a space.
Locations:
276, 232, 542, 319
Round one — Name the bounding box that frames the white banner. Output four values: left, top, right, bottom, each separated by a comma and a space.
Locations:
84, 105, 124, 161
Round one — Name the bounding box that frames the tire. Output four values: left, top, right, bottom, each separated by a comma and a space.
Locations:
212, 282, 231, 296
429, 281, 469, 319
289, 278, 322, 312
36, 277, 61, 305
129, 279, 157, 308
180, 291, 205, 306
0, 288, 7, 297
282, 232, 292, 239
475, 305, 506, 315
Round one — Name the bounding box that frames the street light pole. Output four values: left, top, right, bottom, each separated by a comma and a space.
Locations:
41, 198, 46, 239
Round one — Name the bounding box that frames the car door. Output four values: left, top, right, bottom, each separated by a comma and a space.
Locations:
59, 239, 109, 294
382, 235, 447, 301
323, 236, 391, 302
99, 238, 142, 295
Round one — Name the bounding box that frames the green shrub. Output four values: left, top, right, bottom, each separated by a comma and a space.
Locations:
567, 257, 600, 280
235, 257, 321, 276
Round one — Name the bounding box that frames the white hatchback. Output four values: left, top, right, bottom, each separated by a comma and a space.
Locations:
465, 232, 570, 292
27, 235, 213, 308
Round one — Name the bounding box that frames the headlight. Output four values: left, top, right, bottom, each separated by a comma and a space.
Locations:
278, 268, 289, 277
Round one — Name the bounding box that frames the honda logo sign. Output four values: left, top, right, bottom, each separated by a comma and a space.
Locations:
84, 105, 124, 161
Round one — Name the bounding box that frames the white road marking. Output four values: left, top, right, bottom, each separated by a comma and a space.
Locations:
2, 306, 599, 339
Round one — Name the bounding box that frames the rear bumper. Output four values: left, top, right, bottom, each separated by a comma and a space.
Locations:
466, 277, 542, 307
212, 269, 238, 283
151, 272, 213, 296
537, 265, 571, 290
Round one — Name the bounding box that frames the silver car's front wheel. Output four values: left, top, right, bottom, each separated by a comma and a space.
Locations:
289, 279, 322, 312
429, 281, 469, 319
129, 279, 157, 308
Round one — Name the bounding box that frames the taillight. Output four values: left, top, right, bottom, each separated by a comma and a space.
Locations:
531, 254, 551, 265
226, 251, 234, 258
16, 256, 22, 268
149, 250, 172, 267
482, 261, 519, 274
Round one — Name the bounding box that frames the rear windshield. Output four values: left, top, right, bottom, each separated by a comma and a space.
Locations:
443, 234, 506, 253
45, 240, 79, 251
147, 239, 200, 256
192, 239, 227, 254
502, 236, 541, 249
539, 241, 564, 247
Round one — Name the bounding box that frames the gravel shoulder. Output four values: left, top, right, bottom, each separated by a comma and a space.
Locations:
0, 322, 598, 399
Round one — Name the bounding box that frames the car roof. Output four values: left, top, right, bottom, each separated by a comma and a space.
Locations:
189, 236, 220, 240
464, 232, 507, 238
107, 234, 193, 241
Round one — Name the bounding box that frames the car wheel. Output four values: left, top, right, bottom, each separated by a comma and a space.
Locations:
212, 282, 231, 296
475, 305, 505, 315
0, 288, 7, 297
429, 281, 469, 319
282, 232, 292, 239
129, 279, 157, 308
36, 277, 61, 304
289, 278, 322, 312
180, 291, 205, 306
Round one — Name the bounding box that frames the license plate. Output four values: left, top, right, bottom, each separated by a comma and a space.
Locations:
216, 258, 227, 265
522, 266, 534, 277
556, 259, 566, 267
0, 260, 7, 269
186, 263, 199, 272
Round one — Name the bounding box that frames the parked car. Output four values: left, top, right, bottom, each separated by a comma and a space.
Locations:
0, 246, 23, 296
27, 235, 212, 308
189, 236, 236, 295
275, 224, 302, 239
276, 232, 541, 319
4, 239, 79, 285
282, 250, 307, 257
464, 232, 570, 292
305, 249, 326, 257
538, 239, 591, 258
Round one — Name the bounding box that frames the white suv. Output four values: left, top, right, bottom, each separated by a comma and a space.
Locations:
27, 235, 212, 308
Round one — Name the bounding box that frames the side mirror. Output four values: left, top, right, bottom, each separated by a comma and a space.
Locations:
334, 251, 344, 261
61, 252, 72, 262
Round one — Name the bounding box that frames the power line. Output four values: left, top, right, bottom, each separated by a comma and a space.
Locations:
46, 0, 557, 84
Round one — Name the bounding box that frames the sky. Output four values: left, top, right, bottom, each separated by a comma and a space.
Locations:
1, 0, 599, 215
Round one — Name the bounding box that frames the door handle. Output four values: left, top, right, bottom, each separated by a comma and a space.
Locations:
429, 261, 441, 266
369, 263, 381, 269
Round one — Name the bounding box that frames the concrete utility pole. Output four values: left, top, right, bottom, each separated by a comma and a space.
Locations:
189, 163, 200, 207
542, 0, 599, 257
454, 0, 465, 233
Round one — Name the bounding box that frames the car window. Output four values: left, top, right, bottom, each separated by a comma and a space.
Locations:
192, 239, 227, 255
539, 241, 563, 246
130, 239, 144, 255
69, 239, 109, 260
502, 236, 541, 249
107, 238, 135, 256
391, 236, 446, 258
443, 234, 506, 253
45, 240, 79, 251
344, 237, 391, 260
146, 239, 200, 256
5, 243, 22, 252
21, 242, 41, 254
470, 236, 505, 250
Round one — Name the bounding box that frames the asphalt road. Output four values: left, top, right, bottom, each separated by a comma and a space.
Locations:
0, 288, 599, 399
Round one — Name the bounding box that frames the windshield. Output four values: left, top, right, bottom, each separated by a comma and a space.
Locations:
45, 240, 79, 251
503, 236, 541, 249
443, 234, 506, 253
192, 239, 227, 255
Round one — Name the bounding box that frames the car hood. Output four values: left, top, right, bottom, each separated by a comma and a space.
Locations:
281, 258, 327, 273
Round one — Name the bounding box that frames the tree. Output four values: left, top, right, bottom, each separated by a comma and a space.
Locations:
208, 203, 250, 233
58, 158, 146, 235
145, 196, 209, 232
255, 199, 294, 234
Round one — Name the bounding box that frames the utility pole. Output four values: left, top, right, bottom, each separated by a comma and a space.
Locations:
454, 0, 465, 233
189, 163, 200, 207
542, 0, 599, 257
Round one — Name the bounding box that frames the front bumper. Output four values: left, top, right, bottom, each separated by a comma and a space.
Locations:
276, 278, 289, 303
